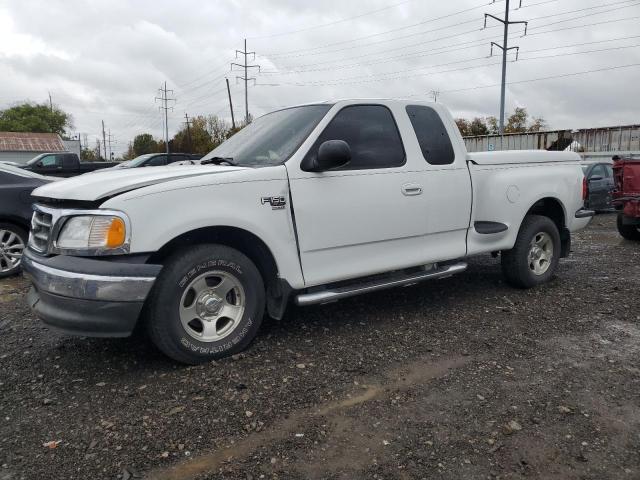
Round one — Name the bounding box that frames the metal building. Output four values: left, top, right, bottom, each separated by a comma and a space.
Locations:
463, 124, 640, 163
0, 132, 66, 164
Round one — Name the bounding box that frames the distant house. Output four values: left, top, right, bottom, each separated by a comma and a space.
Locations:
0, 132, 66, 165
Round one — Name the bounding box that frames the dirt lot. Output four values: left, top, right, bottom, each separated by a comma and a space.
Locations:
1, 213, 639, 480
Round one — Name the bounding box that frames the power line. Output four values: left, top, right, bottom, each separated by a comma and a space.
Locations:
256, 42, 640, 87
266, 0, 640, 70
261, 0, 507, 57
435, 62, 640, 94
248, 0, 420, 39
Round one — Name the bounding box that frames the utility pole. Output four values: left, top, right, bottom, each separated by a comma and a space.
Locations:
155, 81, 175, 153
101, 120, 107, 160
48, 92, 53, 112
484, 0, 528, 135
183, 113, 193, 154
429, 90, 440, 103
232, 39, 260, 125
226, 78, 236, 130
106, 129, 116, 161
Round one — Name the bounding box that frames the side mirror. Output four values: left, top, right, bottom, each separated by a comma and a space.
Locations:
302, 140, 351, 172
589, 176, 603, 182
36, 161, 43, 168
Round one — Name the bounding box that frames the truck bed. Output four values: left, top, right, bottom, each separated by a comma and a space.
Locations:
468, 150, 581, 165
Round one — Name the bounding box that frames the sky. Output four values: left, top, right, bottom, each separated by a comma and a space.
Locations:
0, 0, 639, 157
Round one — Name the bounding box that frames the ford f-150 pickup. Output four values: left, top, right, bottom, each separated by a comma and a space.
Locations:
22, 100, 594, 364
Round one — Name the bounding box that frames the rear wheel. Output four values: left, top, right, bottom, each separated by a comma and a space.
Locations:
501, 215, 561, 289
617, 213, 640, 241
0, 224, 27, 278
146, 244, 265, 364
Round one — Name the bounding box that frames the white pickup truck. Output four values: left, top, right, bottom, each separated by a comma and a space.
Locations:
23, 99, 593, 364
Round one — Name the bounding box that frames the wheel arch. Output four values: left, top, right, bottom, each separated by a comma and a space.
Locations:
0, 216, 31, 232
147, 226, 291, 320
523, 196, 570, 257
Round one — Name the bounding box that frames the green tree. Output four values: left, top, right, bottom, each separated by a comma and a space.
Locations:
81, 146, 98, 161
469, 117, 489, 136
172, 116, 215, 154
528, 116, 547, 132
455, 118, 470, 136
0, 102, 73, 135
505, 107, 529, 133
132, 133, 159, 156
486, 116, 499, 135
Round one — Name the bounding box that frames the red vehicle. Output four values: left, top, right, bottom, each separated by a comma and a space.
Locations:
612, 156, 640, 240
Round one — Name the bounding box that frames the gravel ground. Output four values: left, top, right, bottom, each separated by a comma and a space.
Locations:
1, 213, 639, 480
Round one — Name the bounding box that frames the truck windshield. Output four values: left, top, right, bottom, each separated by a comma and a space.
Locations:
201, 104, 332, 167
128, 154, 155, 167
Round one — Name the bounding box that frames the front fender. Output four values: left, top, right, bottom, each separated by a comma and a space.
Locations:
101, 166, 305, 288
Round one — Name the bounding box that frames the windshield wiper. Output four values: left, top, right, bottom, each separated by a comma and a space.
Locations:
201, 156, 237, 166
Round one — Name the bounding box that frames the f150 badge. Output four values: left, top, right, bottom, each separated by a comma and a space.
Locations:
261, 196, 287, 210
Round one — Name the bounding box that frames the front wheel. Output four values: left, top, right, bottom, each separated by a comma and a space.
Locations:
0, 223, 27, 278
145, 244, 265, 364
501, 215, 561, 289
617, 213, 640, 241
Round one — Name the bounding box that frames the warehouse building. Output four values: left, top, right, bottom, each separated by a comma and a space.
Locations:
0, 132, 66, 164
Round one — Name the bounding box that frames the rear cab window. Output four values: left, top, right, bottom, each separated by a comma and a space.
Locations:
405, 105, 455, 165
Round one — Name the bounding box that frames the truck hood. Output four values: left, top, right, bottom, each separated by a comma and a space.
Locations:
32, 165, 247, 201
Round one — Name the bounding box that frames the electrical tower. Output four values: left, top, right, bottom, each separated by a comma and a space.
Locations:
429, 90, 441, 103
232, 39, 260, 125
106, 129, 116, 161
183, 113, 193, 154
155, 81, 176, 153
484, 0, 528, 134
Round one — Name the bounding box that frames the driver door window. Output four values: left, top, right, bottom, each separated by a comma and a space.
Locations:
303, 105, 405, 170
146, 155, 167, 166
39, 155, 59, 167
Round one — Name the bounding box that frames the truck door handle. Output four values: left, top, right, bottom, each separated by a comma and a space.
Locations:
401, 183, 422, 196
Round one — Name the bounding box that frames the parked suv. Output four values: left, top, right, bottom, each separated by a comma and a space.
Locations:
113, 153, 199, 169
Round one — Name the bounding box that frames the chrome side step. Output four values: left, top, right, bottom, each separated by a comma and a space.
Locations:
295, 262, 467, 307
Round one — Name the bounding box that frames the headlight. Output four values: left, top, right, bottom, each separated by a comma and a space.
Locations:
56, 215, 128, 252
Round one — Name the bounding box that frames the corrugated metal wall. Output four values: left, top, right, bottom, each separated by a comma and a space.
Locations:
464, 124, 640, 154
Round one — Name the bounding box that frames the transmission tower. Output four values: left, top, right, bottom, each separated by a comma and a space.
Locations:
155, 81, 176, 153
484, 0, 528, 134
183, 113, 193, 154
231, 39, 260, 125
429, 90, 441, 103
106, 129, 116, 161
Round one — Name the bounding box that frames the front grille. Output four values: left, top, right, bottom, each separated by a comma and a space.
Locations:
29, 210, 53, 253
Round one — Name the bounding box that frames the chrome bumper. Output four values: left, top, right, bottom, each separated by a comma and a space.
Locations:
22, 254, 155, 302
22, 249, 161, 337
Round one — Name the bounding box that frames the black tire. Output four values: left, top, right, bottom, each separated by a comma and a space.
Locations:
501, 215, 561, 289
0, 223, 27, 279
145, 244, 265, 364
617, 213, 640, 241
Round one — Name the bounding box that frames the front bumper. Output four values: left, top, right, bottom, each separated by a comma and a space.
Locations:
22, 249, 161, 337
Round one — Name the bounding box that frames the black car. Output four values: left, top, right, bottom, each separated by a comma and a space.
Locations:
112, 153, 200, 169
0, 164, 53, 277
22, 152, 114, 177
582, 162, 615, 211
